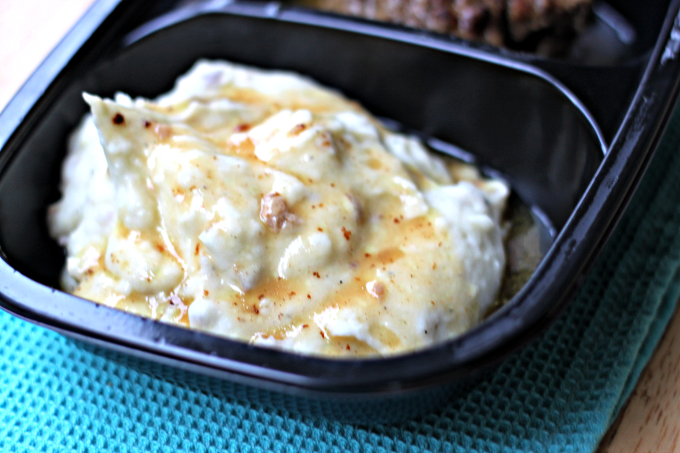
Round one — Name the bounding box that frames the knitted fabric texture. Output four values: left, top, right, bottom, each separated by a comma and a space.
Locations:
3, 104, 680, 452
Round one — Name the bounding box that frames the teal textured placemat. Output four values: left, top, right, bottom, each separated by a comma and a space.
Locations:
3, 104, 680, 453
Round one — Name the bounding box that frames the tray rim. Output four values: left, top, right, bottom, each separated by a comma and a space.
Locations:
0, 0, 678, 397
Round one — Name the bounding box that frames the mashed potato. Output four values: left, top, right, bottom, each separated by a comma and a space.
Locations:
48, 60, 509, 357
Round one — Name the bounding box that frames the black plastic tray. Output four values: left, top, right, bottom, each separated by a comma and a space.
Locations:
0, 0, 679, 423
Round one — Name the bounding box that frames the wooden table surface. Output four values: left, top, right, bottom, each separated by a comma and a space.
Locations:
1, 1, 678, 451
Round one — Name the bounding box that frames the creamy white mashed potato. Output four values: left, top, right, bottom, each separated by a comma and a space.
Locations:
48, 60, 509, 357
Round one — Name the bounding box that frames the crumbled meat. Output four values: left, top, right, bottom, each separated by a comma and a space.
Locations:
298, 0, 592, 56
260, 192, 299, 232
366, 280, 385, 299
154, 123, 172, 140
289, 123, 308, 135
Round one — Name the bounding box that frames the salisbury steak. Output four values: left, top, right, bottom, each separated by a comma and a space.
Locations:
297, 0, 592, 56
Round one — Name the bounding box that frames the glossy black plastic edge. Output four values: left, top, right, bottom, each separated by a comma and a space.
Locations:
129, 0, 661, 142
129, 1, 609, 148
0, 0, 678, 398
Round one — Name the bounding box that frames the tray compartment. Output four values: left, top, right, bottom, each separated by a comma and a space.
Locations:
0, 0, 678, 422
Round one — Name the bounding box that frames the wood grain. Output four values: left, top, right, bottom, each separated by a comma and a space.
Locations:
0, 1, 679, 452
598, 304, 680, 453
